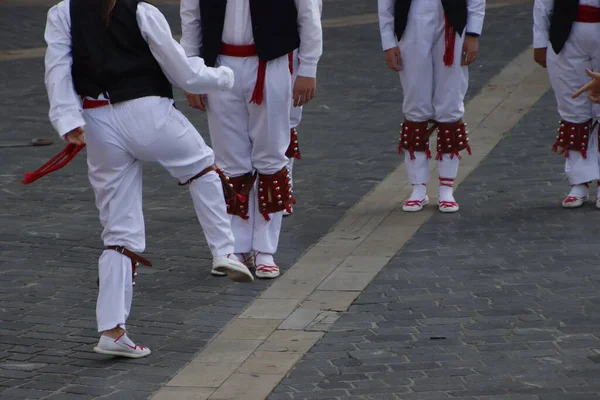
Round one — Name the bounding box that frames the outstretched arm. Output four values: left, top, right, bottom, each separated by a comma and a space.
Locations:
136, 3, 233, 94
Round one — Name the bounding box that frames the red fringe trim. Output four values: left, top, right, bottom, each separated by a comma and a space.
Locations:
443, 15, 456, 67
21, 143, 85, 184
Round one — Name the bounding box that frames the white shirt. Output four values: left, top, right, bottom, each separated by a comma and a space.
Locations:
533, 0, 600, 49
44, 0, 235, 137
180, 0, 323, 78
377, 0, 486, 51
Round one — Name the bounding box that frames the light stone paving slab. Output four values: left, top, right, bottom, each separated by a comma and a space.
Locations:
257, 331, 325, 354
151, 46, 550, 400
166, 362, 240, 388
208, 373, 285, 400
216, 318, 282, 341
237, 351, 305, 375
277, 308, 322, 331
317, 269, 381, 292
195, 339, 263, 364
239, 298, 302, 320
151, 387, 215, 400
300, 290, 362, 311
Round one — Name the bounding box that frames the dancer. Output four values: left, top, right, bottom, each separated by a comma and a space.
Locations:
378, 0, 485, 212
43, 0, 253, 358
534, 0, 600, 208
181, 0, 323, 278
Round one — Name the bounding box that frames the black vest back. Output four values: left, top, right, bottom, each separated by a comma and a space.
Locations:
549, 0, 579, 54
394, 0, 467, 41
70, 0, 173, 103
198, 0, 301, 67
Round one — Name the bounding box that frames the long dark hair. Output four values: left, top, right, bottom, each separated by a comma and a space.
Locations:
102, 0, 117, 25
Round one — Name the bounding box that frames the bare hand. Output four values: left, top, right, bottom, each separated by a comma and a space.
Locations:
573, 69, 600, 102
384, 47, 402, 72
461, 36, 479, 66
185, 92, 207, 111
293, 76, 316, 107
64, 127, 85, 146
534, 47, 547, 68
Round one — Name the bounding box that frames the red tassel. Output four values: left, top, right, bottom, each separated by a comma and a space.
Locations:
288, 52, 294, 75
443, 14, 456, 67
21, 143, 85, 184
250, 60, 267, 105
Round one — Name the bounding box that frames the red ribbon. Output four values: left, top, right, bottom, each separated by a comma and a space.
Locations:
21, 143, 85, 184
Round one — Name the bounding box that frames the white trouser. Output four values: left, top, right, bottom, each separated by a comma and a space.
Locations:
288, 49, 303, 191
399, 0, 466, 183
206, 54, 292, 255
547, 22, 600, 185
84, 96, 235, 332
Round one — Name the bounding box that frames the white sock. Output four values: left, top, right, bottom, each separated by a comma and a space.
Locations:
408, 184, 427, 201
439, 177, 456, 203
255, 252, 275, 267
569, 184, 588, 198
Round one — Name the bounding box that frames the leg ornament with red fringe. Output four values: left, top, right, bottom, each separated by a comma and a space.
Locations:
285, 128, 301, 160
552, 120, 596, 158
399, 120, 438, 159
435, 120, 472, 160
257, 167, 295, 221
223, 172, 257, 220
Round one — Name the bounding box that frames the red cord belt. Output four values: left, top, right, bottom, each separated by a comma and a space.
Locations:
576, 5, 600, 22
219, 43, 294, 105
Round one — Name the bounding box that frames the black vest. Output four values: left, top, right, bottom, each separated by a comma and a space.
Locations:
198, 0, 301, 67
70, 0, 173, 103
549, 0, 579, 54
394, 0, 468, 41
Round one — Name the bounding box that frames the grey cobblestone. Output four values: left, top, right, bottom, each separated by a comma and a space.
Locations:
268, 4, 600, 400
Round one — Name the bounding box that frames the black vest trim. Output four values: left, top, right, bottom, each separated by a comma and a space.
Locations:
70, 0, 173, 104
394, 0, 467, 41
199, 0, 300, 67
549, 0, 580, 54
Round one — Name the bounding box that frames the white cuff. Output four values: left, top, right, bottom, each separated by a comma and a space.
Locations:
53, 115, 86, 138
217, 66, 235, 90
297, 63, 317, 78
533, 32, 550, 49
466, 18, 484, 36
381, 33, 398, 51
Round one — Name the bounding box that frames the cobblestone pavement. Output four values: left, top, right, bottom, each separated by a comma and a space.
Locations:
268, 79, 600, 399
0, 1, 538, 399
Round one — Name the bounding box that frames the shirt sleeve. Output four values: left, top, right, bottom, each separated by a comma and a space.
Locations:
378, 0, 397, 51
44, 0, 86, 138
466, 0, 485, 35
294, 0, 323, 78
136, 3, 233, 94
533, 0, 552, 48
180, 0, 202, 57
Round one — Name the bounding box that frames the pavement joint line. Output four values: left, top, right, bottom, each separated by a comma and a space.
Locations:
0, 1, 532, 62
149, 45, 550, 400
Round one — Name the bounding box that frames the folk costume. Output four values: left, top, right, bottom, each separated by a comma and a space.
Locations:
378, 0, 485, 212
534, 0, 600, 208
43, 0, 253, 358
180, 0, 323, 278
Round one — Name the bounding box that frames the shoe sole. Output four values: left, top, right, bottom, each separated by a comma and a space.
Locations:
214, 264, 254, 283
438, 207, 459, 213
256, 271, 280, 279
211, 269, 226, 276
93, 346, 151, 359
402, 198, 429, 212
